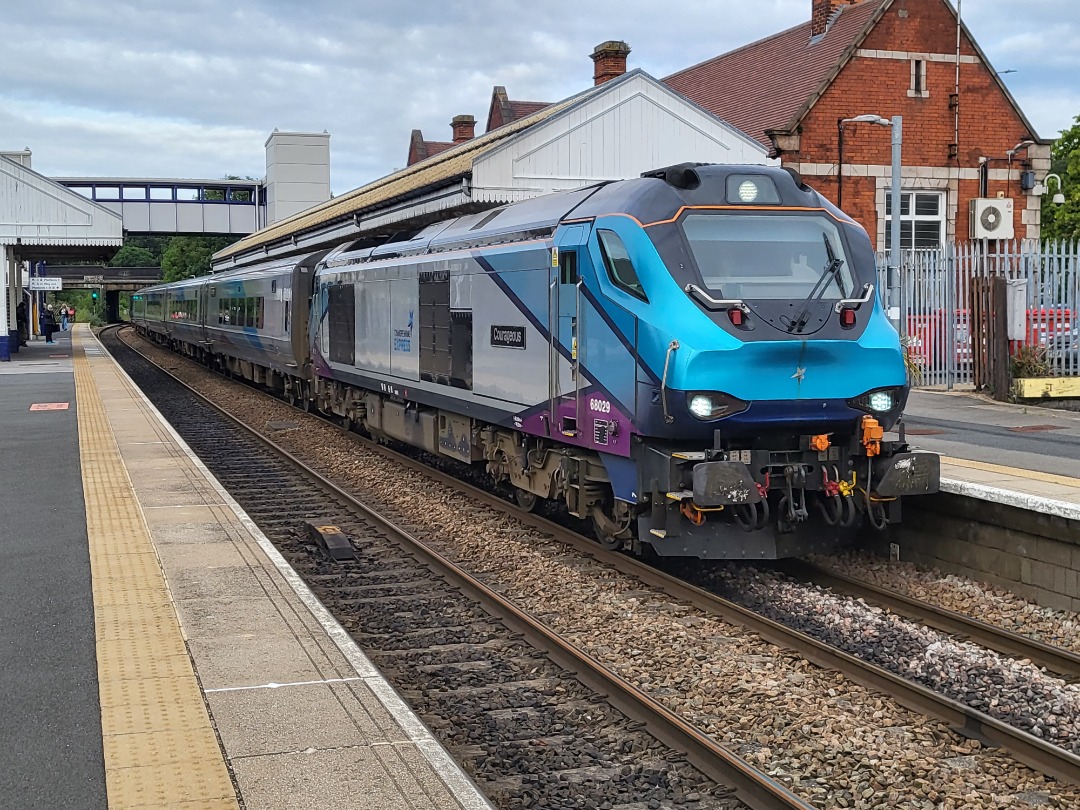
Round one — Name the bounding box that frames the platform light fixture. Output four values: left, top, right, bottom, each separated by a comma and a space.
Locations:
837, 114, 903, 335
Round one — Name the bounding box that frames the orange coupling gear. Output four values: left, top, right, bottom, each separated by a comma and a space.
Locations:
810, 434, 831, 452
861, 415, 883, 457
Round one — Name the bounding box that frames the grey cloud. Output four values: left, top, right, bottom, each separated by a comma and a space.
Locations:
1, 0, 1076, 192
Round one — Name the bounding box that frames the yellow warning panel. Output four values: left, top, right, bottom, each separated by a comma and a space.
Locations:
73, 332, 239, 810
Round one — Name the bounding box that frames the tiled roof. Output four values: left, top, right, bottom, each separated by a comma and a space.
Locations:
406, 131, 454, 167
485, 86, 551, 133
664, 0, 888, 148
508, 101, 550, 121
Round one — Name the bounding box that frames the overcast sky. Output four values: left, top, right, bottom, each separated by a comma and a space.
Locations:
2, 0, 1076, 195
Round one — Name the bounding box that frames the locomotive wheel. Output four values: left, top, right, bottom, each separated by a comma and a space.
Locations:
513, 487, 538, 512
591, 518, 624, 551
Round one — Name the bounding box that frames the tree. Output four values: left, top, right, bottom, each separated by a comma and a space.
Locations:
161, 236, 232, 282
108, 244, 157, 267
1042, 114, 1080, 242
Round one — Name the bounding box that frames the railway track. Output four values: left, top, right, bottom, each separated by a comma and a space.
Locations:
780, 559, 1080, 681
101, 325, 808, 810
106, 324, 1080, 799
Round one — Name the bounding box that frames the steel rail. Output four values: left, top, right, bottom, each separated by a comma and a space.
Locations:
781, 559, 1080, 679
114, 324, 1080, 787
109, 325, 814, 810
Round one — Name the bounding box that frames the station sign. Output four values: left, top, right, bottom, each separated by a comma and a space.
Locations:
28, 277, 62, 291
83, 274, 104, 283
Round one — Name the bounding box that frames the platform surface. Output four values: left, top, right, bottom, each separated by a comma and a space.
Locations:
0, 326, 492, 810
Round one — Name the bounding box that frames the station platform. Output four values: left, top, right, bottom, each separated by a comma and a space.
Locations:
0, 325, 492, 810
903, 388, 1080, 523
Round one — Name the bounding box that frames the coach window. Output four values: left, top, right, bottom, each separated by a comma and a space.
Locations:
596, 229, 647, 301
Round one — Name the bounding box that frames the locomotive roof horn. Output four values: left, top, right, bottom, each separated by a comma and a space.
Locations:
642, 162, 708, 190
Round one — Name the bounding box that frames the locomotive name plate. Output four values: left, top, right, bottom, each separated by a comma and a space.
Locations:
491, 325, 526, 349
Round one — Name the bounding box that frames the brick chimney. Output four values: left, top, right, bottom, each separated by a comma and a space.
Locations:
812, 0, 860, 37
591, 40, 631, 86
451, 114, 476, 144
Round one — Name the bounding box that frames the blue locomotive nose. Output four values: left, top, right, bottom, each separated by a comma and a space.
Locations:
683, 336, 907, 403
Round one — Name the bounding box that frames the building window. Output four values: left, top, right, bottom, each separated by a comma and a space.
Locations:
909, 59, 928, 98
884, 191, 945, 249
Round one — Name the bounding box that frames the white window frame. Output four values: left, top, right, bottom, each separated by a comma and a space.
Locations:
883, 190, 947, 250
908, 59, 929, 98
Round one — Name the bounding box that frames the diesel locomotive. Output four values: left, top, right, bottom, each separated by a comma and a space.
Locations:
133, 163, 940, 558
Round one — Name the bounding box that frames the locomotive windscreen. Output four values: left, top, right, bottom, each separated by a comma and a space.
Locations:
682, 214, 855, 301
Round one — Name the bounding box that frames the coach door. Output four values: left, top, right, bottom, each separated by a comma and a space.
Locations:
548, 225, 591, 437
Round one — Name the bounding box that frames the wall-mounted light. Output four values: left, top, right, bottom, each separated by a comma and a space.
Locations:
1034, 173, 1066, 205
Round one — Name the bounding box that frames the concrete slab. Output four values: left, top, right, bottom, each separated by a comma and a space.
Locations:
229, 747, 459, 810
166, 564, 273, 601
186, 635, 331, 690
173, 595, 298, 641
207, 683, 371, 757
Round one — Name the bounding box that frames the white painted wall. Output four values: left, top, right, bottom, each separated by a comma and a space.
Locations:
264, 131, 331, 225
472, 72, 769, 203
0, 155, 123, 245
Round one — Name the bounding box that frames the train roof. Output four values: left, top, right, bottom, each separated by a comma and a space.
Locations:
139, 250, 331, 296
321, 164, 834, 268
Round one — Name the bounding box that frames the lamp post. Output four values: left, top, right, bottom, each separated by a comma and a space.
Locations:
838, 114, 903, 335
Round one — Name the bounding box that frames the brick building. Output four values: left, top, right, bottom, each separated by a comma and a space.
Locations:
665, 0, 1053, 247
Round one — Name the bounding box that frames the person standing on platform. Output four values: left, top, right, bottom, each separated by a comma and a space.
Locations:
60, 305, 69, 331
15, 301, 28, 347
70, 306, 77, 326
41, 305, 56, 344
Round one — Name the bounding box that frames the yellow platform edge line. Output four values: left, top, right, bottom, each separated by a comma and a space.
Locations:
72, 327, 239, 810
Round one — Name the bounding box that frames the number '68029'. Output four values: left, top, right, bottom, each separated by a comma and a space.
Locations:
589, 398, 611, 413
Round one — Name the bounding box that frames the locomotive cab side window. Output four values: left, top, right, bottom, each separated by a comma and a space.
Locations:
596, 230, 647, 301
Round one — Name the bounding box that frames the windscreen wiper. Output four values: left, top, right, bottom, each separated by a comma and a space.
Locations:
786, 233, 845, 334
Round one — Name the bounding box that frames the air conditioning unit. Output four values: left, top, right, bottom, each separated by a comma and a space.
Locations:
970, 197, 1014, 240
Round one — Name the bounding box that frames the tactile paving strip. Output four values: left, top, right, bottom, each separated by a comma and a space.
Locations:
72, 328, 239, 809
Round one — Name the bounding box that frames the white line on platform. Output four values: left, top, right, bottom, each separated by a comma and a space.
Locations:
205, 677, 364, 693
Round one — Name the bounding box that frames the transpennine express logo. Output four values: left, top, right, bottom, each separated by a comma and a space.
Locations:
393, 309, 414, 352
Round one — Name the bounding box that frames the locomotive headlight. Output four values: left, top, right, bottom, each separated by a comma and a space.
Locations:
689, 394, 716, 418
848, 387, 905, 416
686, 391, 750, 420
868, 391, 894, 412
737, 180, 759, 203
